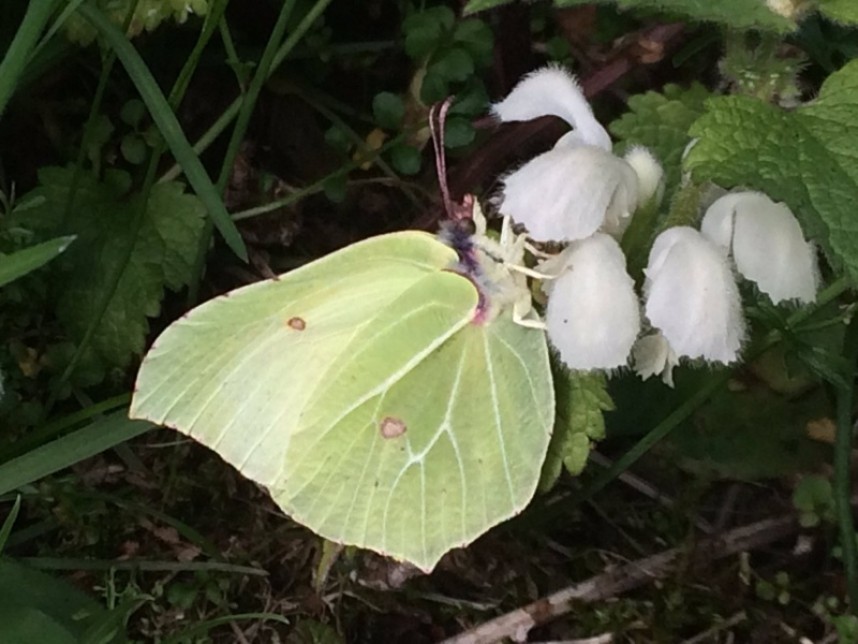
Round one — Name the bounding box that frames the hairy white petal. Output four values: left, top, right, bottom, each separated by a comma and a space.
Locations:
623, 146, 664, 206
544, 234, 640, 370
632, 333, 678, 387
491, 65, 612, 150
702, 191, 818, 304
500, 145, 638, 242
644, 227, 745, 364
699, 192, 743, 252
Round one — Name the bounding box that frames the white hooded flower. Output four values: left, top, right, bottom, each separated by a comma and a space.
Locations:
541, 233, 641, 370
644, 226, 746, 364
493, 66, 662, 243
701, 191, 818, 304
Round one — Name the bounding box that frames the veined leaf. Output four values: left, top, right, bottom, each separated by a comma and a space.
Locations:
610, 83, 711, 196
18, 167, 205, 368
558, 0, 794, 31
541, 371, 612, 491
686, 60, 858, 278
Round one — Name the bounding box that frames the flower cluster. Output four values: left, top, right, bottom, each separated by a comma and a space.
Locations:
494, 66, 819, 385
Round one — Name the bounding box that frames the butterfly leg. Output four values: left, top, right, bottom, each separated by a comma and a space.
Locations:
512, 294, 546, 330
505, 263, 560, 281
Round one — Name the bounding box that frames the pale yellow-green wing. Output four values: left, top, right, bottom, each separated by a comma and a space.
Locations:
131, 231, 553, 571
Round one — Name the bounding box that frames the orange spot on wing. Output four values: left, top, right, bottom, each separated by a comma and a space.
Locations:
287, 316, 306, 331
379, 416, 407, 439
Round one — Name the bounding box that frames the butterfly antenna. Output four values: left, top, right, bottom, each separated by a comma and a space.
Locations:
430, 96, 456, 220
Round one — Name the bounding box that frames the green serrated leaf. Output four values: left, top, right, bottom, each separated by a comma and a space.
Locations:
18, 167, 205, 368
820, 0, 858, 24
686, 60, 858, 278
552, 0, 796, 32
610, 83, 711, 195
540, 371, 612, 489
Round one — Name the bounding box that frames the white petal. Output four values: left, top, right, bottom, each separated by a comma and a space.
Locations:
623, 146, 664, 206
699, 191, 742, 253
632, 333, 678, 387
491, 65, 612, 150
544, 234, 641, 370
644, 227, 745, 364
500, 145, 638, 242
702, 191, 818, 304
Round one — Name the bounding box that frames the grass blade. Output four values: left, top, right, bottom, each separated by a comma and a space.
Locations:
0, 495, 22, 554
0, 0, 57, 118
0, 235, 75, 288
0, 411, 153, 495
162, 613, 290, 644
77, 3, 248, 261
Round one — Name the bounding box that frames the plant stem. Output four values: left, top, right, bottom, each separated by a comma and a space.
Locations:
836, 312, 858, 613
187, 0, 335, 303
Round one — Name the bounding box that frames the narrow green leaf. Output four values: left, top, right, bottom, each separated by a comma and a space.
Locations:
0, 411, 153, 495
76, 4, 247, 261
162, 613, 290, 644
0, 235, 75, 288
0, 495, 22, 555
0, 559, 112, 641
0, 0, 57, 118
463, 0, 515, 14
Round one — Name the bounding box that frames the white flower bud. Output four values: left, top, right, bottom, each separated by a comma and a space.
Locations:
542, 234, 641, 370
623, 146, 664, 207
701, 191, 818, 304
644, 227, 746, 364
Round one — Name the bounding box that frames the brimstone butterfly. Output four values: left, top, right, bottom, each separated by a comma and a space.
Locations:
130, 201, 554, 572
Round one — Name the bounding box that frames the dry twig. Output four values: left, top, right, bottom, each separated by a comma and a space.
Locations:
440, 515, 798, 644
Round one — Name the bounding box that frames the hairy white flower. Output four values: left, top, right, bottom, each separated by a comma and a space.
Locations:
492, 65, 611, 149
493, 66, 662, 243
701, 191, 818, 304
500, 135, 639, 242
632, 333, 679, 388
541, 234, 640, 370
623, 146, 664, 207
644, 227, 746, 364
